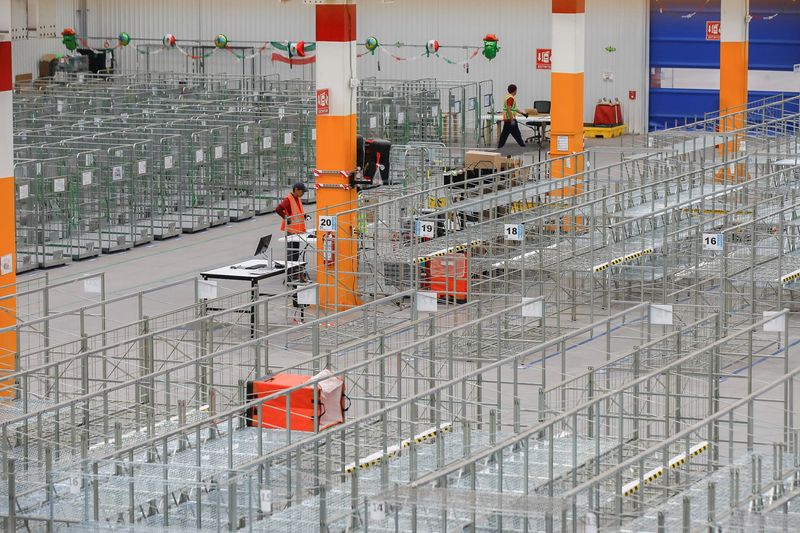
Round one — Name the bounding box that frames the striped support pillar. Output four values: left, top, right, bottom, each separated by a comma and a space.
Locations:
550, 0, 585, 232
0, 4, 17, 395
719, 0, 749, 181
315, 0, 360, 310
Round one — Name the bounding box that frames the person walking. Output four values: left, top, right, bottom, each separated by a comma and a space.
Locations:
497, 84, 528, 148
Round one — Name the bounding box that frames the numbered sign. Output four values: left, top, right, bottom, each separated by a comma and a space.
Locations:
702, 233, 724, 251
69, 476, 81, 495
415, 220, 435, 239
259, 488, 272, 514
504, 224, 523, 241
319, 216, 337, 232
369, 501, 386, 522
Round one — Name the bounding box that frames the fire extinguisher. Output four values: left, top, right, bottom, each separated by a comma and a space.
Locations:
323, 232, 336, 266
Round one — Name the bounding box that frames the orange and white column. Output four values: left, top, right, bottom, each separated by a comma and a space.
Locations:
720, 0, 749, 180
549, 0, 584, 195
315, 0, 360, 309
1, 0, 17, 393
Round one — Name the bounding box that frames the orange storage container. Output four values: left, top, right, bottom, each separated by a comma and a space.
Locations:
427, 254, 468, 302
245, 370, 345, 432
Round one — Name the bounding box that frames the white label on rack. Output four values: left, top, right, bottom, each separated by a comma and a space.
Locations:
121, 113, 129, 121
397, 112, 405, 124
35, 162, 41, 175
240, 141, 249, 155
556, 136, 569, 152
164, 155, 173, 170
115, 150, 123, 158
738, 140, 747, 152
18, 185, 29, 200
69, 477, 81, 495
85, 154, 93, 166
82, 171, 92, 185
504, 224, 523, 241
284, 132, 293, 145
369, 501, 386, 522
195, 149, 204, 163
318, 216, 337, 232
83, 276, 102, 294
311, 129, 316, 140
214, 146, 223, 160
94, 117, 101, 125
112, 166, 123, 181
416, 291, 438, 313
0, 254, 12, 276
415, 220, 435, 238
262, 137, 272, 149
483, 94, 493, 107
432, 105, 439, 116
522, 298, 543, 318
278, 107, 286, 120
57, 100, 63, 113
647, 137, 654, 148
702, 233, 723, 251
468, 98, 477, 111
259, 489, 272, 514
369, 116, 377, 128
452, 101, 461, 114
198, 280, 217, 300
243, 125, 249, 134
78, 119, 85, 131
53, 178, 65, 193
138, 161, 147, 175
45, 123, 52, 129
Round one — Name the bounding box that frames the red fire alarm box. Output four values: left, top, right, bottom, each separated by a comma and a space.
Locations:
629, 90, 636, 100
246, 370, 346, 432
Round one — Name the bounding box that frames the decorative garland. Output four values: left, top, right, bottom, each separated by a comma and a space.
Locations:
63, 31, 502, 69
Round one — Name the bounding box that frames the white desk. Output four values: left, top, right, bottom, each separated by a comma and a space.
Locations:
481, 113, 551, 146
201, 259, 307, 336
279, 232, 318, 246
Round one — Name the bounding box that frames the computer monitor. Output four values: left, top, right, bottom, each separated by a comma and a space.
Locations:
254, 235, 272, 257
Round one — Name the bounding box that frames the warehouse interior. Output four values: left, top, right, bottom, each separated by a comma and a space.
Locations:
1, 0, 800, 531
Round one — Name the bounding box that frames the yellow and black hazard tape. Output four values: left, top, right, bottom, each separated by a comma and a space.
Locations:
415, 240, 485, 264
343, 423, 453, 474
621, 441, 709, 497
593, 248, 654, 273
780, 268, 800, 284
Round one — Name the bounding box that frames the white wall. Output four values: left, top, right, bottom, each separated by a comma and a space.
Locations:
13, 0, 649, 134
10, 0, 75, 79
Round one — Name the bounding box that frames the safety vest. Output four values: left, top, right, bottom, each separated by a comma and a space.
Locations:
281, 193, 306, 234
503, 93, 517, 121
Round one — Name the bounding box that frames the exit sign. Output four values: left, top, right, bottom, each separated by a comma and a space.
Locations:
706, 21, 721, 40
536, 49, 552, 70
316, 88, 330, 115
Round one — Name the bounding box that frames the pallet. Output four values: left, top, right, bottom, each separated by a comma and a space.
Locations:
584, 124, 626, 138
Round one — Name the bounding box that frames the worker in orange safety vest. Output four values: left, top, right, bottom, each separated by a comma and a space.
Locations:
276, 182, 309, 269
497, 83, 528, 148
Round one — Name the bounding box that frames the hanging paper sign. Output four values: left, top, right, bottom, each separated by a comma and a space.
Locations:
164, 155, 173, 169
415, 220, 435, 238
112, 166, 123, 181
138, 161, 147, 175
319, 216, 337, 232
369, 116, 377, 128
86, 154, 93, 166
311, 129, 316, 140
57, 100, 64, 113
18, 185, 29, 200
53, 178, 66, 193
536, 49, 552, 70
259, 489, 272, 514
240, 141, 249, 155
703, 233, 724, 251
284, 132, 293, 145
278, 107, 286, 120
504, 224, 523, 241
262, 137, 272, 149
214, 146, 223, 160
195, 149, 204, 163
397, 112, 405, 124
82, 171, 92, 185
706, 21, 721, 40
316, 88, 330, 115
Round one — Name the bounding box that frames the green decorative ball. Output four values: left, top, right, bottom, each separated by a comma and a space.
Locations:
365, 36, 379, 53
214, 34, 228, 49
118, 32, 131, 47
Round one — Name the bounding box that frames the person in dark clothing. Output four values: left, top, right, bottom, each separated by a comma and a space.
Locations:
497, 84, 528, 148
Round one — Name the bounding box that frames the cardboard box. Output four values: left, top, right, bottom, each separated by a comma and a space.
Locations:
465, 150, 505, 171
